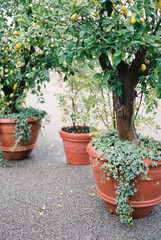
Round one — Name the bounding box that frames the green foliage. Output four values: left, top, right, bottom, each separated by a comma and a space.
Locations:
56, 60, 160, 132
56, 61, 116, 130
20, 0, 160, 97
92, 130, 161, 225
0, 0, 56, 114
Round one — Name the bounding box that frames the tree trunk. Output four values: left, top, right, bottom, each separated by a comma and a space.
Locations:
3, 86, 19, 114
113, 81, 140, 145
99, 50, 147, 144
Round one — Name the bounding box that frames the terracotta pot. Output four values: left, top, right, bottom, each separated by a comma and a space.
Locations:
0, 117, 41, 160
59, 127, 93, 165
87, 141, 161, 218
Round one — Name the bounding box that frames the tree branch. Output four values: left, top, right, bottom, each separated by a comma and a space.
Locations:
128, 48, 147, 86
153, 18, 161, 35
99, 52, 113, 71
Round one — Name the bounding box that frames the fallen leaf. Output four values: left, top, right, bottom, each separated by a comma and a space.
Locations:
57, 204, 63, 207
40, 206, 46, 210
91, 185, 96, 188
40, 212, 44, 216
91, 193, 96, 197
70, 190, 73, 194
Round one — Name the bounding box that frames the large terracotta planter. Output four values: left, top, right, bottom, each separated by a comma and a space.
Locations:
59, 127, 93, 165
0, 117, 41, 160
87, 142, 161, 218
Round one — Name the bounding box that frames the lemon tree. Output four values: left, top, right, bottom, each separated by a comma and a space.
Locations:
0, 0, 56, 114
2, 0, 161, 143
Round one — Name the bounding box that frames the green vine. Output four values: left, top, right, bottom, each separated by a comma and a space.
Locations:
92, 130, 161, 225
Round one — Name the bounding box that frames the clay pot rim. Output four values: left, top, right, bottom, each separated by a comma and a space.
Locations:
0, 116, 39, 124
87, 141, 161, 167
59, 126, 95, 140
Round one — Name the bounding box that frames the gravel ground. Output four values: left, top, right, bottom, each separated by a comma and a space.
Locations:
0, 73, 161, 240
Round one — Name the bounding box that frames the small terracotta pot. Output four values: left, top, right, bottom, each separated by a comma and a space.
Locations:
0, 117, 41, 160
87, 141, 161, 218
59, 127, 93, 165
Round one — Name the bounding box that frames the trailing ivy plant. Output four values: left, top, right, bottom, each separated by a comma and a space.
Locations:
0, 107, 46, 165
92, 130, 161, 225
0, 107, 46, 148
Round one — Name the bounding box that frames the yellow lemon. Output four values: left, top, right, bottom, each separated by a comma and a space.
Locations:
13, 84, 17, 90
16, 43, 21, 49
125, 12, 130, 17
32, 67, 36, 71
4, 50, 7, 54
129, 16, 136, 24
121, 6, 127, 12
71, 13, 79, 20
26, 73, 30, 77
99, 3, 103, 9
50, 44, 54, 48
141, 64, 146, 71
7, 102, 10, 106
10, 93, 14, 98
46, 51, 49, 55
32, 23, 37, 27
13, 31, 20, 36
142, 37, 145, 43
5, 69, 9, 73
9, 70, 13, 76
52, 31, 55, 35
40, 50, 44, 54
111, 11, 114, 17
140, 18, 144, 23
6, 33, 9, 36
145, 59, 150, 64
156, 1, 161, 8
9, 101, 12, 104
93, 1, 98, 6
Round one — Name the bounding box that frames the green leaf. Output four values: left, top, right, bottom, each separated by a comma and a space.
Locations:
126, 25, 134, 32
105, 24, 114, 32
59, 54, 66, 64
93, 73, 102, 80
114, 55, 122, 66
88, 61, 94, 70
144, 95, 149, 104
117, 88, 122, 97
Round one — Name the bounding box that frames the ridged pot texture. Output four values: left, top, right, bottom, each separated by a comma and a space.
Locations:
87, 141, 161, 218
0, 118, 41, 160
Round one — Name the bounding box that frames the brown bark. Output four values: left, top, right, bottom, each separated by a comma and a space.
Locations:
113, 85, 140, 145
114, 61, 140, 144
98, 49, 147, 144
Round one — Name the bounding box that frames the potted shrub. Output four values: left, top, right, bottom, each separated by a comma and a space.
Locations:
20, 0, 161, 223
56, 63, 96, 165
0, 1, 55, 160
